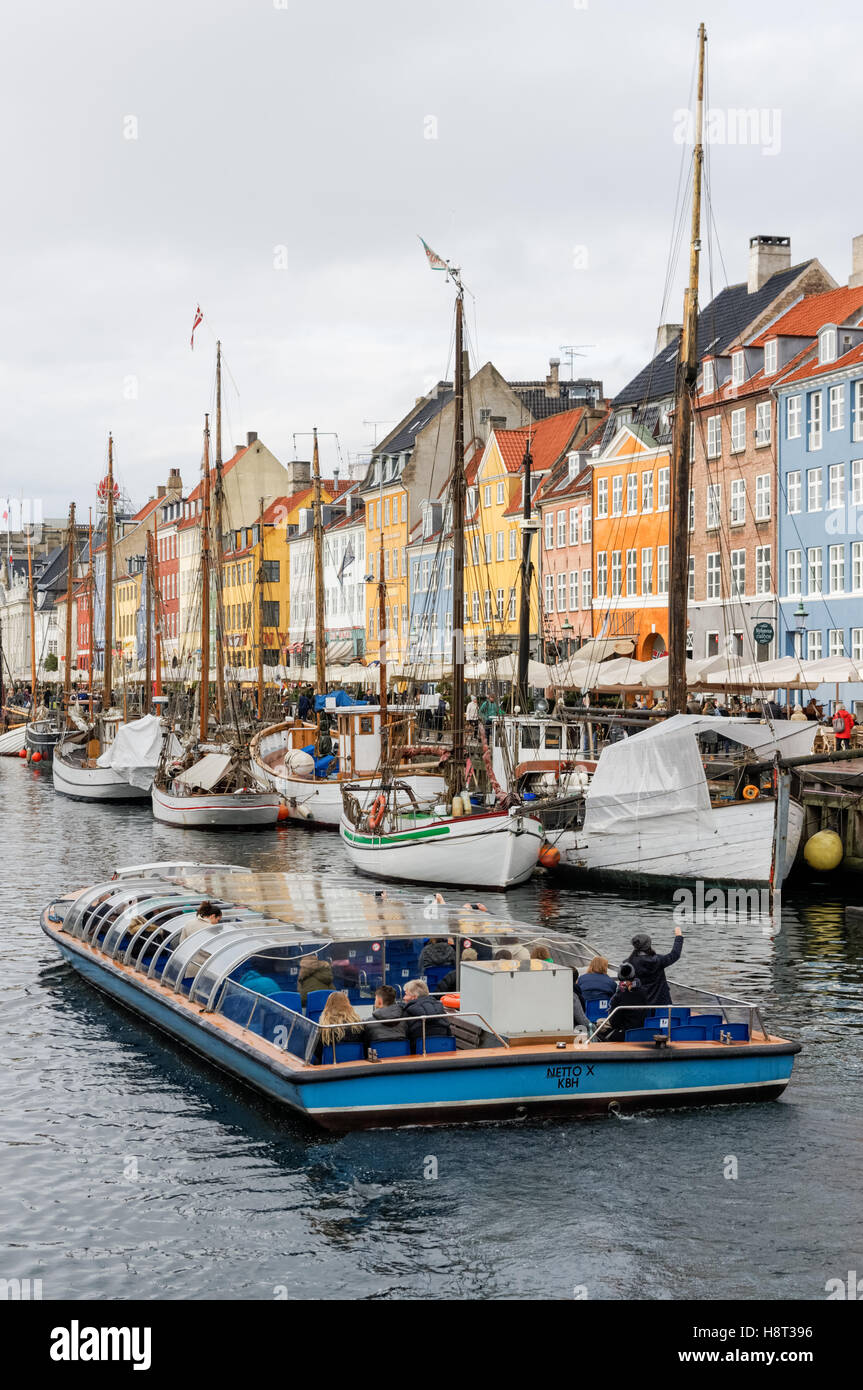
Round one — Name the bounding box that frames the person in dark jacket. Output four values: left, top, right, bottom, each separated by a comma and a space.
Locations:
363, 985, 408, 1043
402, 980, 452, 1043
297, 953, 335, 1005
600, 963, 649, 1040
578, 955, 617, 1004
418, 937, 455, 973
298, 690, 312, 721
626, 928, 683, 1007
438, 947, 477, 993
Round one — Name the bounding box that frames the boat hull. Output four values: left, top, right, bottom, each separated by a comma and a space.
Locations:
151, 781, 281, 828
340, 810, 544, 889
25, 722, 62, 759
43, 918, 798, 1133
270, 771, 445, 828
52, 753, 150, 801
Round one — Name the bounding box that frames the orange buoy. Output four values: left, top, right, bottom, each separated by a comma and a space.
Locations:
441, 993, 460, 1011
277, 803, 291, 821
18, 749, 27, 759
31, 751, 42, 763
742, 784, 759, 801
538, 842, 561, 869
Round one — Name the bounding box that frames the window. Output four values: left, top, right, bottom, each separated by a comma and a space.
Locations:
641, 548, 653, 595
557, 574, 566, 612
730, 478, 746, 525
596, 479, 608, 518
854, 542, 863, 591
544, 575, 554, 613
731, 408, 746, 453
262, 600, 280, 627
611, 476, 623, 516
702, 360, 715, 394
707, 416, 722, 458
509, 587, 517, 620
829, 544, 845, 594
807, 469, 823, 511
581, 569, 592, 608
755, 401, 772, 446
496, 481, 505, 504
484, 590, 491, 621
626, 475, 637, 515
820, 328, 837, 365
787, 395, 802, 439
509, 527, 517, 559
596, 553, 608, 597
545, 514, 554, 549
689, 419, 695, 462
807, 630, 823, 661
485, 534, 492, 563
787, 470, 801, 513
641, 471, 653, 512
688, 555, 695, 600
496, 531, 504, 561
787, 549, 802, 596
497, 587, 505, 620
829, 385, 845, 431
472, 591, 480, 622
657, 545, 669, 595
755, 474, 771, 520
807, 547, 823, 595
764, 340, 777, 376
828, 463, 845, 511
689, 487, 695, 531
853, 628, 863, 662
827, 629, 843, 658
852, 459, 863, 507
582, 505, 591, 541
569, 508, 579, 545
657, 466, 670, 510
401, 495, 407, 523
384, 497, 390, 526
557, 511, 566, 547
626, 548, 637, 595
392, 548, 399, 577
707, 483, 721, 529
731, 351, 745, 386
809, 393, 823, 450
730, 549, 745, 596
483, 485, 491, 507
569, 570, 579, 610
611, 552, 622, 596
755, 546, 771, 595
706, 631, 720, 657
855, 382, 863, 443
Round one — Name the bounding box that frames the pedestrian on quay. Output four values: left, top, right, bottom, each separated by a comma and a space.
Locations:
833, 703, 855, 749
466, 694, 479, 738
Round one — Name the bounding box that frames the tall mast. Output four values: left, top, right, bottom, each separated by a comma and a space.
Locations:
26, 528, 37, 704
257, 495, 265, 722
152, 505, 162, 697
63, 503, 76, 723
145, 531, 153, 709
103, 433, 115, 707
312, 427, 327, 725
214, 340, 226, 722
668, 21, 706, 715
516, 435, 534, 713
87, 509, 94, 710
377, 470, 388, 738
450, 286, 466, 784
200, 415, 211, 743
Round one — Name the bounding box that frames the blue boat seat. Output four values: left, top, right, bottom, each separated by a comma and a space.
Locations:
689, 1014, 722, 1031
670, 1025, 707, 1041
418, 1036, 457, 1054
645, 1016, 671, 1029
711, 1023, 750, 1042
321, 1042, 365, 1064
372, 1040, 411, 1059
305, 989, 335, 1022
625, 1028, 664, 1041
424, 964, 452, 994
585, 1000, 610, 1022
270, 990, 302, 1013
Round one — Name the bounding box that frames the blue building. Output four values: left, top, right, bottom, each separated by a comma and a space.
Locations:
775, 290, 863, 711
407, 499, 454, 670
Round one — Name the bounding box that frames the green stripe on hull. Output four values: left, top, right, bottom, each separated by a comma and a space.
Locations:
342, 824, 452, 847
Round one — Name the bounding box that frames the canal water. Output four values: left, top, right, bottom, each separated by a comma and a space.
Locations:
2, 758, 862, 1301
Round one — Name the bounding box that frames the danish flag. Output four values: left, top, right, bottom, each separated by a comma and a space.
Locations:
190, 305, 203, 350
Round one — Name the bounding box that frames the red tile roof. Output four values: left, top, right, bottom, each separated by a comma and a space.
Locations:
697, 343, 814, 406
775, 339, 863, 387
493, 408, 587, 474
751, 286, 863, 345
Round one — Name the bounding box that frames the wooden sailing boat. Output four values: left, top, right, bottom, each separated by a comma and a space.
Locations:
337, 260, 543, 888
24, 509, 70, 761
151, 411, 280, 827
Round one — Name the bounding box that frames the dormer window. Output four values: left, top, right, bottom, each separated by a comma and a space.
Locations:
567, 452, 579, 481
731, 351, 745, 386
819, 327, 837, 365
764, 339, 778, 376
702, 360, 715, 395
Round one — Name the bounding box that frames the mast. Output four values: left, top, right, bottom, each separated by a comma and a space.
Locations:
257, 495, 265, 722
145, 531, 153, 709
668, 21, 706, 715
26, 529, 37, 707
103, 433, 115, 708
63, 503, 76, 723
450, 285, 466, 786
152, 505, 162, 697
311, 427, 327, 744
87, 509, 94, 711
516, 436, 534, 713
377, 473, 388, 741
214, 340, 226, 722
200, 415, 211, 743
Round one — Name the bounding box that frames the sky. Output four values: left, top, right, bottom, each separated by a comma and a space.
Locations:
2, 0, 861, 519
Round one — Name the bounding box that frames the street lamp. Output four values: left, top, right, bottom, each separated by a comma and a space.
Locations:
793, 599, 808, 661
561, 618, 573, 660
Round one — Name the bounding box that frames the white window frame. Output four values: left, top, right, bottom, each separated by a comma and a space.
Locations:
731, 351, 745, 386
730, 478, 746, 525
809, 392, 823, 450
707, 416, 722, 458
755, 400, 772, 446
596, 479, 608, 519
787, 549, 802, 596
828, 463, 845, 511
657, 466, 670, 511
755, 545, 771, 596
787, 470, 802, 513
829, 543, 845, 594
641, 471, 653, 512
706, 483, 721, 529
730, 408, 746, 453
611, 476, 623, 517
829, 384, 845, 431
626, 548, 637, 596
755, 473, 771, 521
706, 552, 720, 600
596, 553, 608, 598
787, 395, 802, 439
702, 360, 715, 394
730, 549, 746, 597
807, 468, 823, 512
807, 547, 823, 596
763, 340, 777, 376
641, 548, 653, 595
819, 328, 837, 365
626, 474, 637, 515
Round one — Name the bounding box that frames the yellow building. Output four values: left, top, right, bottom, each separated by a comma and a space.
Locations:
114, 564, 143, 676
363, 483, 409, 663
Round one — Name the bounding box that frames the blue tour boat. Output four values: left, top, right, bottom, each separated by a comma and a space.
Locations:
40, 864, 800, 1131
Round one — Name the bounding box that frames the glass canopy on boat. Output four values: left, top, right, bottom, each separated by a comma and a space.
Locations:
64, 880, 172, 943
102, 894, 197, 959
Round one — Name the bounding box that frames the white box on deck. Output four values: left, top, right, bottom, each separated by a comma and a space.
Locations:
459, 960, 574, 1037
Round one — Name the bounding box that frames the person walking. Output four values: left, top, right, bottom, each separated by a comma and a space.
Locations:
832, 703, 855, 750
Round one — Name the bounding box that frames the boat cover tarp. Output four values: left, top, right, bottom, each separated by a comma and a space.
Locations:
314, 690, 368, 710
583, 727, 712, 835
95, 714, 164, 789
174, 750, 233, 792
301, 744, 340, 777
634, 713, 817, 758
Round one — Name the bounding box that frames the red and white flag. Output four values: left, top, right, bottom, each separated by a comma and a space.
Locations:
190, 304, 203, 350
419, 237, 448, 272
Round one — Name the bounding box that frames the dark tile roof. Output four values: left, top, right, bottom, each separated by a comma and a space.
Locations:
613, 260, 818, 408
509, 380, 603, 419
374, 386, 454, 459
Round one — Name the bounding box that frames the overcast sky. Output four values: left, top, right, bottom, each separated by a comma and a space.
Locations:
3, 0, 860, 519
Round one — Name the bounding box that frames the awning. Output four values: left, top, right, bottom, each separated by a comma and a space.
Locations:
568, 637, 635, 663
174, 752, 233, 791
325, 639, 354, 663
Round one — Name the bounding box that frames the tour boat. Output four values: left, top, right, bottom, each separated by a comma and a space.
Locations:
40, 863, 801, 1132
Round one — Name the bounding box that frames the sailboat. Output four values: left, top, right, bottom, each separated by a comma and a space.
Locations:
339, 258, 543, 888
250, 428, 446, 826
151, 410, 281, 828
23, 512, 65, 762
53, 438, 153, 801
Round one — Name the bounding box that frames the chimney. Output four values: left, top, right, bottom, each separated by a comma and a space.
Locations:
167, 467, 182, 493
157, 486, 166, 498
655, 324, 682, 355
850, 234, 863, 289
545, 357, 560, 398
748, 235, 791, 293
246, 431, 258, 446
286, 458, 311, 488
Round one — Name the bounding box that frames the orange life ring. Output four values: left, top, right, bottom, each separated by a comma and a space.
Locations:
441, 993, 460, 1011
742, 784, 759, 801
368, 794, 387, 831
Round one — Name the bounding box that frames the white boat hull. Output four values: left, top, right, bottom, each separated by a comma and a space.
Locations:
52, 753, 150, 802
551, 796, 804, 888
151, 781, 281, 828
340, 810, 545, 889
271, 771, 444, 827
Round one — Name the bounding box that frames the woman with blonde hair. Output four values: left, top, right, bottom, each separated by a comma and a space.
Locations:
578, 955, 617, 1005
315, 991, 365, 1061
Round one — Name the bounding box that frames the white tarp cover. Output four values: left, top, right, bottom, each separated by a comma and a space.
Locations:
634, 712, 818, 757
174, 751, 233, 792
95, 714, 164, 789
584, 726, 712, 835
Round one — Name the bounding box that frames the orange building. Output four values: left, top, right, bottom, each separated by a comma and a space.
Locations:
591, 422, 675, 659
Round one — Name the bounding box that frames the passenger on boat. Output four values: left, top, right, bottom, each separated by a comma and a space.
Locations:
298, 953, 335, 1005
598, 963, 648, 1041
364, 986, 409, 1043
438, 947, 477, 993
530, 943, 554, 962
418, 937, 455, 973
626, 929, 683, 1007
180, 901, 222, 942
578, 956, 617, 1005
494, 949, 512, 960
314, 992, 365, 1061
402, 980, 452, 1042
570, 969, 589, 1029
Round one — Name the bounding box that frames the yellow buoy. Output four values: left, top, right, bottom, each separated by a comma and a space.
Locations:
803, 829, 844, 872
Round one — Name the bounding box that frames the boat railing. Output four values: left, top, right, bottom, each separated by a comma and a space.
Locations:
584, 1001, 769, 1044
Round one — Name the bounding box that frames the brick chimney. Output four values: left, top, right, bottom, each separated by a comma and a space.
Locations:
545, 357, 561, 399
166, 467, 182, 493
247, 431, 258, 446
748, 235, 791, 294
849, 234, 863, 289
